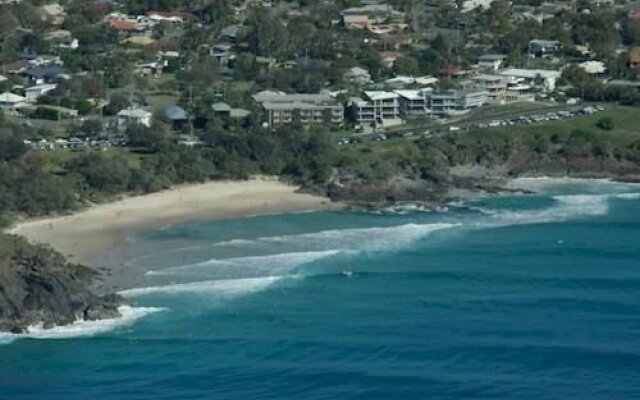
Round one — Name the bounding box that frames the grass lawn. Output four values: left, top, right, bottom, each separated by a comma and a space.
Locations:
485, 105, 640, 143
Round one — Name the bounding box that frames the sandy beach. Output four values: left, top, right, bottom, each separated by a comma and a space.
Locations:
8, 179, 336, 265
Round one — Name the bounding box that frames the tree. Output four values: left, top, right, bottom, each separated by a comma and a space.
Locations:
393, 56, 419, 76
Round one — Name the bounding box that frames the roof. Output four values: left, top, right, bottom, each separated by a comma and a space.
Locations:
22, 66, 64, 79
212, 102, 232, 112
122, 36, 157, 46
110, 19, 143, 31
393, 89, 426, 100
0, 92, 27, 103
164, 105, 187, 120
229, 108, 251, 118
499, 68, 561, 79
364, 91, 399, 101
117, 108, 152, 118
345, 66, 370, 76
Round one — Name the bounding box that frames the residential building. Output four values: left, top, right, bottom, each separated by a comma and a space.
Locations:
252, 91, 344, 127
468, 74, 536, 103
24, 83, 57, 102
350, 91, 403, 127
426, 89, 489, 117
0, 92, 27, 112
44, 30, 79, 49
477, 54, 508, 72
529, 39, 560, 58
459, 0, 496, 12
341, 4, 392, 29
117, 108, 153, 129
22, 66, 65, 84
468, 74, 508, 103
394, 88, 432, 118
210, 44, 234, 72
498, 68, 561, 92
385, 75, 438, 88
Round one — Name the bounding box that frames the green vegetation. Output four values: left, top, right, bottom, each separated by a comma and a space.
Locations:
336, 107, 640, 183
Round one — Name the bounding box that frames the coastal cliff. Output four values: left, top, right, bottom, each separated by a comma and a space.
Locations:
0, 234, 123, 333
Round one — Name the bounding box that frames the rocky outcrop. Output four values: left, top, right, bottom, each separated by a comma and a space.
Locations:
0, 234, 123, 333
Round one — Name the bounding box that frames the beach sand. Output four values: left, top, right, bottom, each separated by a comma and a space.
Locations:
9, 179, 336, 266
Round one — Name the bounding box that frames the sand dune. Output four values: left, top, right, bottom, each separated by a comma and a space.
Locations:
9, 179, 335, 265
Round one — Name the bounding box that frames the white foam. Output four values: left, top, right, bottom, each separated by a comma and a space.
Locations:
148, 249, 345, 277
0, 306, 165, 345
476, 194, 609, 227
120, 276, 282, 298
616, 193, 640, 200
507, 177, 640, 194
215, 223, 459, 253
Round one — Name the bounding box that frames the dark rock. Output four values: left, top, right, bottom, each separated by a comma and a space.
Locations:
0, 235, 125, 333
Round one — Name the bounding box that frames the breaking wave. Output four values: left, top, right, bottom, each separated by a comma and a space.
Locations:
215, 222, 460, 252
147, 249, 346, 277
120, 276, 283, 298
0, 306, 165, 345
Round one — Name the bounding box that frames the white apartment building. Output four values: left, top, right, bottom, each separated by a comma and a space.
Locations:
252, 91, 344, 127
350, 91, 403, 128
427, 89, 489, 117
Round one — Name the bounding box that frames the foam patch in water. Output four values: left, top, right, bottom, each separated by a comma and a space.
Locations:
120, 276, 283, 298
0, 306, 165, 345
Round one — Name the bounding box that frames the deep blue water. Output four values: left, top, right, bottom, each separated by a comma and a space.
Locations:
2, 178, 640, 399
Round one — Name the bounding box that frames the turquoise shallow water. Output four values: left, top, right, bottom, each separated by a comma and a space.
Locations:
2, 178, 640, 399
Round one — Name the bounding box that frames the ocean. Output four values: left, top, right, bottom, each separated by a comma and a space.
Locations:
2, 178, 640, 399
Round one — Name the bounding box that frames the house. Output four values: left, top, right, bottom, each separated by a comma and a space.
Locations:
459, 0, 496, 12
0, 92, 27, 112
210, 44, 235, 72
117, 108, 152, 129
20, 53, 63, 67
121, 36, 157, 46
529, 39, 560, 58
164, 105, 188, 129
146, 10, 186, 23
477, 54, 508, 72
375, 34, 412, 50
39, 3, 66, 25
220, 24, 242, 42
24, 83, 57, 102
252, 91, 344, 127
578, 60, 606, 75
1, 60, 30, 75
385, 75, 438, 88
426, 89, 489, 118
341, 4, 392, 29
498, 68, 561, 92
135, 61, 165, 77
349, 91, 403, 128
212, 102, 251, 120
110, 19, 148, 36
22, 66, 65, 84
44, 30, 79, 49
344, 66, 372, 85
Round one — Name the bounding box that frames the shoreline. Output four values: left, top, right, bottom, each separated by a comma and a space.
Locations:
8, 179, 338, 266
